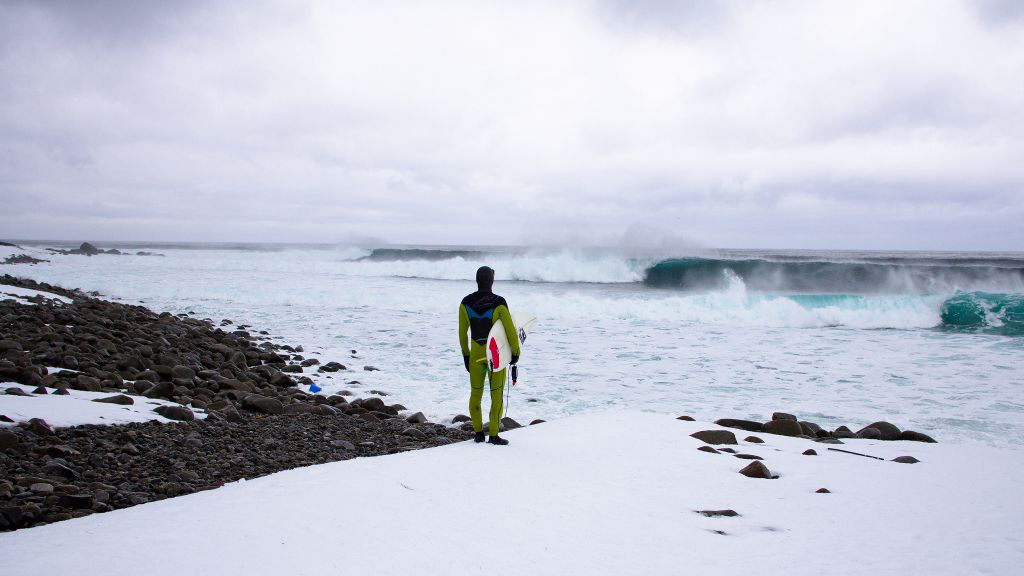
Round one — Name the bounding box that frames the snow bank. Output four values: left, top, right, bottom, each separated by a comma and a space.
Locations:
1, 411, 1021, 575
0, 285, 72, 305
0, 383, 203, 427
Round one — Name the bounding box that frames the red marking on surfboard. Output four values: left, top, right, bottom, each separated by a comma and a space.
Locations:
488, 337, 500, 368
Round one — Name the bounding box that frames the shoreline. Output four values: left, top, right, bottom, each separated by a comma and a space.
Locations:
1, 275, 470, 531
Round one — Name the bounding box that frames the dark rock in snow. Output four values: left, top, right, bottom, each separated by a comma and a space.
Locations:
697, 509, 739, 517
859, 421, 901, 441
4, 387, 30, 396
676, 415, 695, 421
500, 417, 521, 430
93, 394, 134, 405
154, 405, 195, 422
762, 419, 803, 437
529, 419, 546, 425
857, 427, 882, 440
363, 365, 380, 372
744, 436, 764, 444
690, 430, 738, 445
816, 488, 831, 494
714, 418, 764, 432
26, 418, 54, 436
899, 430, 937, 443
803, 449, 818, 456
733, 454, 763, 460
452, 414, 472, 424
892, 456, 920, 464
738, 461, 774, 479
697, 446, 720, 454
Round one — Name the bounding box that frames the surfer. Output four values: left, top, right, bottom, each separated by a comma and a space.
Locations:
458, 266, 519, 445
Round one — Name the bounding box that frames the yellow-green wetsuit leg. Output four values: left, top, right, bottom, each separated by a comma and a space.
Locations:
487, 365, 506, 436
468, 342, 487, 432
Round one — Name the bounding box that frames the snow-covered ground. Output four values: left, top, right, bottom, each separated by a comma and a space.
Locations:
0, 382, 203, 427
1, 411, 1021, 575
0, 284, 72, 306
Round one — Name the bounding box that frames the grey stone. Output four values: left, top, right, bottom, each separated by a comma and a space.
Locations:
691, 430, 738, 445
0, 429, 19, 450
26, 418, 54, 436
857, 427, 882, 440
803, 449, 818, 456
714, 418, 764, 432
406, 412, 428, 424
762, 419, 803, 437
332, 439, 356, 450
892, 456, 920, 464
738, 461, 774, 479
859, 421, 901, 441
154, 405, 195, 421
772, 412, 797, 421
676, 415, 695, 421
697, 509, 739, 517
899, 430, 937, 443
93, 394, 134, 405
241, 394, 284, 415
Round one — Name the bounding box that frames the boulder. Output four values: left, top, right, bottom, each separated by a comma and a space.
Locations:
857, 427, 882, 440
859, 421, 901, 441
4, 387, 30, 397
284, 403, 317, 415
676, 415, 695, 421
361, 397, 387, 412
75, 375, 102, 392
332, 439, 356, 451
697, 509, 739, 517
154, 405, 195, 422
402, 427, 426, 439
242, 395, 284, 415
799, 421, 822, 436
452, 414, 472, 424
318, 362, 346, 373
833, 426, 856, 439
899, 430, 937, 443
0, 429, 19, 450
143, 381, 173, 399
690, 430, 738, 445
892, 456, 920, 464
363, 365, 380, 372
714, 418, 764, 432
171, 365, 196, 380
738, 461, 774, 479
744, 436, 764, 444
32, 386, 48, 394
530, 419, 546, 425
93, 394, 134, 405
26, 418, 54, 436
406, 412, 428, 424
733, 454, 763, 460
772, 412, 797, 421
501, 417, 522, 430
803, 449, 817, 456
762, 419, 803, 437
697, 446, 720, 454
816, 488, 831, 494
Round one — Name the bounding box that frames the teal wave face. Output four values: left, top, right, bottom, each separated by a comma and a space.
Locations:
643, 257, 1024, 294
940, 292, 1024, 336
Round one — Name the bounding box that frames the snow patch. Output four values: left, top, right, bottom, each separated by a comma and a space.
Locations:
0, 285, 72, 305
0, 382, 203, 427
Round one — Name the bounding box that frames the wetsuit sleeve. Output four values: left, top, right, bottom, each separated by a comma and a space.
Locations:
494, 304, 520, 357
458, 304, 470, 357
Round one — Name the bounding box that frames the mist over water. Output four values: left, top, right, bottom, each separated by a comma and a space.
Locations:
7, 242, 1024, 448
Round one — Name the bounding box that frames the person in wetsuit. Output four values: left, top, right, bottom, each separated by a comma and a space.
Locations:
458, 266, 519, 445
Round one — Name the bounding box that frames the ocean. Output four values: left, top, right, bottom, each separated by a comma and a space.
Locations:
8, 242, 1024, 448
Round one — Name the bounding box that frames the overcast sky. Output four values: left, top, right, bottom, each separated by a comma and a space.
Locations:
1, 0, 1022, 250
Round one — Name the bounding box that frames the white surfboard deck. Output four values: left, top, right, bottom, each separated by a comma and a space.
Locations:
485, 312, 536, 372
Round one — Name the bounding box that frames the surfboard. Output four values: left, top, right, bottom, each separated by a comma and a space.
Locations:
485, 312, 536, 372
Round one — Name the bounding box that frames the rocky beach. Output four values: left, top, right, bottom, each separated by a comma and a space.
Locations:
0, 273, 470, 530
